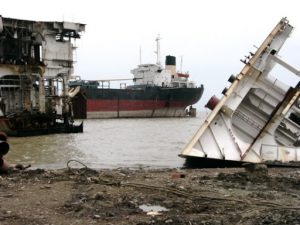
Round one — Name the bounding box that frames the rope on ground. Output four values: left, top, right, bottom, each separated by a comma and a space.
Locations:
121, 182, 300, 210
67, 159, 88, 170
123, 182, 248, 204
62, 162, 300, 211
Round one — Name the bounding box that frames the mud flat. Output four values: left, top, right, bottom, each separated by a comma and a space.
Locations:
0, 166, 299, 225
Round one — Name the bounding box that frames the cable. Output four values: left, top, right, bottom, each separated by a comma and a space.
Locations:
67, 159, 88, 170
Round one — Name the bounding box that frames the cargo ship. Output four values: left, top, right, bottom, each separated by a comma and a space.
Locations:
180, 18, 300, 167
69, 37, 204, 119
0, 15, 85, 136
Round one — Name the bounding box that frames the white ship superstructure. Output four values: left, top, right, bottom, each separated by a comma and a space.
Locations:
131, 36, 196, 89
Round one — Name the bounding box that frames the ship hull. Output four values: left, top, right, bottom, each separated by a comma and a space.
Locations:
72, 86, 204, 119
0, 115, 83, 137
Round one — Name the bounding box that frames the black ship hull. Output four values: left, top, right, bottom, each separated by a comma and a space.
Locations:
72, 85, 204, 119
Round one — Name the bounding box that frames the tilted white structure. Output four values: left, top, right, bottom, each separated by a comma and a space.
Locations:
180, 18, 300, 165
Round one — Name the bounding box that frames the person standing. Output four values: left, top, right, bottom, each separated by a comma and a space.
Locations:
0, 131, 11, 172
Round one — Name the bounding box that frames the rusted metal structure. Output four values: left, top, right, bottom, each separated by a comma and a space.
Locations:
180, 18, 300, 167
0, 15, 85, 136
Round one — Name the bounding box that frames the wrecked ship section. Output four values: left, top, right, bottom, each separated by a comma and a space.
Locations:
0, 15, 85, 136
180, 18, 300, 166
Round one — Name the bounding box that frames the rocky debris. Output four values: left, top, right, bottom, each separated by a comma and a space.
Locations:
0, 167, 299, 225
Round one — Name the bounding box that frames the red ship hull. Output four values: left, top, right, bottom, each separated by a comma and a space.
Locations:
72, 85, 204, 119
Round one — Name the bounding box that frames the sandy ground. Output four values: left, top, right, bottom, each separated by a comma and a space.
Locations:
0, 165, 299, 225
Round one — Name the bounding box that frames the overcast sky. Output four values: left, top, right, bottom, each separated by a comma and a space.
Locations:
2, 0, 300, 108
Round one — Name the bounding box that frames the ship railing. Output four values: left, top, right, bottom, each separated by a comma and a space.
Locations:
98, 80, 111, 89
170, 81, 193, 88
120, 83, 127, 89
0, 78, 23, 86
146, 81, 154, 86
96, 78, 136, 89
69, 78, 138, 89
0, 84, 21, 88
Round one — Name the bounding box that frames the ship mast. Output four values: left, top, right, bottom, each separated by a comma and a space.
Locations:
155, 34, 161, 67
180, 55, 183, 73
139, 45, 142, 65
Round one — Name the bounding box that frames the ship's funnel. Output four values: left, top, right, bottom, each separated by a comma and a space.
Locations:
165, 55, 176, 76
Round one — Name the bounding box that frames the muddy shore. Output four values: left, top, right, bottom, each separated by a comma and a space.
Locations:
0, 166, 299, 225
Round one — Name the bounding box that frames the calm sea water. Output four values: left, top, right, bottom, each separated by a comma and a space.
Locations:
7, 112, 207, 169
